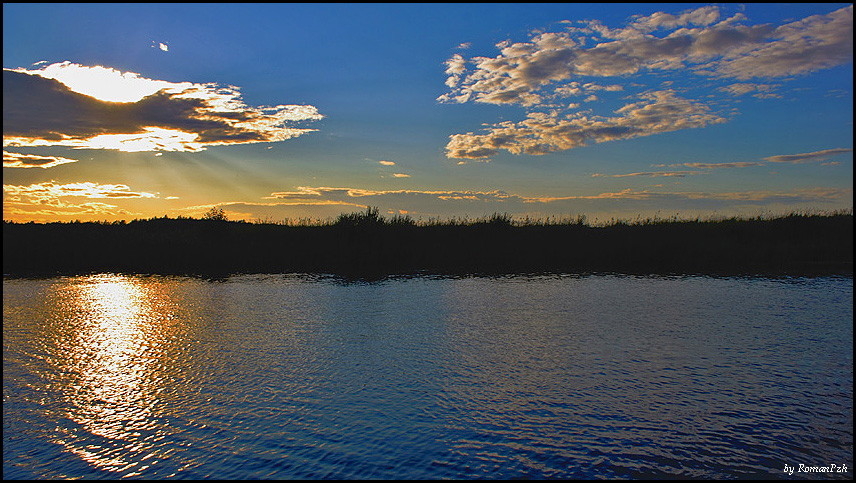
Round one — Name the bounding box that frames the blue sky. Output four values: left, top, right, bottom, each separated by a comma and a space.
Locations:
3, 3, 852, 222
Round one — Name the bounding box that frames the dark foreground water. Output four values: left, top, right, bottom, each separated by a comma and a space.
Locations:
3, 273, 852, 479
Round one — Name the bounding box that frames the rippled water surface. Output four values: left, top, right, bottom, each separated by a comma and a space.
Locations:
3, 273, 852, 479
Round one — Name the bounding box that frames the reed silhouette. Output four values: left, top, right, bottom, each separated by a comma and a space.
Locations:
3, 208, 852, 277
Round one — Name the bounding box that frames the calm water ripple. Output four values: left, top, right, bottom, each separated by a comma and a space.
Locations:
3, 273, 852, 479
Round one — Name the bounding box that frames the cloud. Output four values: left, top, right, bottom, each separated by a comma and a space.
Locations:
3, 181, 158, 220
439, 5, 852, 160
180, 188, 520, 221
4, 150, 79, 168
392, 173, 411, 178
547, 81, 624, 100
826, 89, 850, 98
591, 170, 702, 178
653, 152, 851, 170
265, 186, 525, 211
443, 54, 469, 89
16, 62, 190, 103
654, 161, 766, 169
126, 183, 849, 223
259, 184, 850, 217
3, 200, 136, 219
171, 200, 366, 222
629, 5, 721, 32
763, 148, 853, 164
525, 187, 851, 205
446, 90, 726, 159
4, 181, 158, 202
266, 186, 520, 200
441, 5, 852, 109
3, 63, 323, 152
709, 6, 853, 80
378, 160, 396, 166
12, 182, 842, 223
682, 161, 766, 169
718, 83, 781, 99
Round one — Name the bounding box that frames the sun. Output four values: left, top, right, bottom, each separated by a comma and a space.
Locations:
17, 61, 191, 103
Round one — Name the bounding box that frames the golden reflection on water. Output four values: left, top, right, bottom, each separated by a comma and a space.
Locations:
49, 274, 186, 476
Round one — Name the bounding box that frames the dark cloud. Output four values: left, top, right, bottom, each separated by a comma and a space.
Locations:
763, 148, 853, 164
591, 171, 702, 178
3, 69, 322, 152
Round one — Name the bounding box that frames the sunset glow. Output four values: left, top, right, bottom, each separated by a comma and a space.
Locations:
45, 275, 184, 475
3, 3, 851, 223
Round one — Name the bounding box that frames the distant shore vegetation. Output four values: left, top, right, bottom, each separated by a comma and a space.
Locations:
4, 208, 852, 278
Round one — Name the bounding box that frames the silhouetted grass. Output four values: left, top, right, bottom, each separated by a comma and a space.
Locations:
3, 208, 852, 278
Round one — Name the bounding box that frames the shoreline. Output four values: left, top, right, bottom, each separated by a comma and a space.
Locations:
4, 212, 852, 278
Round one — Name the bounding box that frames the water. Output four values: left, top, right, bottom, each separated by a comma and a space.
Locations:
3, 273, 852, 479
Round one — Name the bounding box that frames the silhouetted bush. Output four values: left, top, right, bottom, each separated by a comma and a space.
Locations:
3, 211, 852, 277
334, 206, 383, 228
485, 212, 513, 226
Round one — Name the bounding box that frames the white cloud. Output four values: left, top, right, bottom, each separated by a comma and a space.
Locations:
439, 5, 852, 160
13, 61, 189, 102
443, 5, 851, 108
446, 90, 726, 159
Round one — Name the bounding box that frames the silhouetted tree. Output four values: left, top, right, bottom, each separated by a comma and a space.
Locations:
202, 207, 228, 221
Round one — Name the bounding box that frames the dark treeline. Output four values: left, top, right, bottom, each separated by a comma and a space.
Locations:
3, 208, 853, 278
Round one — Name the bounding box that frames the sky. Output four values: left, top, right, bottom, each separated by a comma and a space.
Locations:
3, 3, 853, 223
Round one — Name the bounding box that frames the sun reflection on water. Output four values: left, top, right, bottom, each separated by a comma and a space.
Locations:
49, 274, 187, 477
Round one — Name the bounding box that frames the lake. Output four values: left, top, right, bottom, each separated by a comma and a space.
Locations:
3, 273, 852, 479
